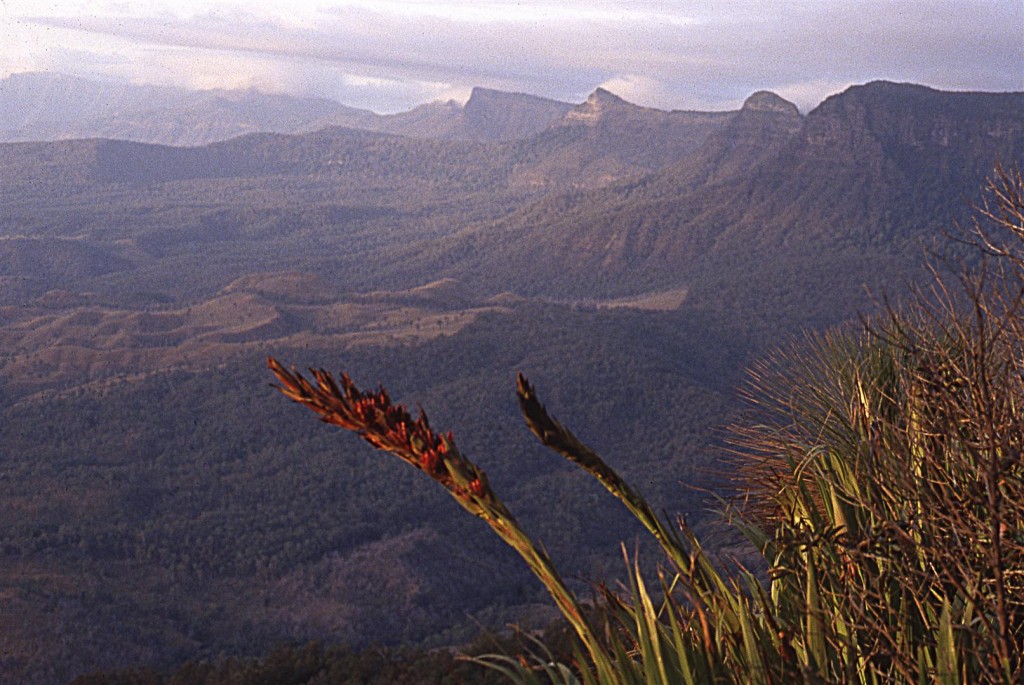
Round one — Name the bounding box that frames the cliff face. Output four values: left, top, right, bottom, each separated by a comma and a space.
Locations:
460, 87, 574, 141
800, 81, 1024, 168
328, 89, 575, 142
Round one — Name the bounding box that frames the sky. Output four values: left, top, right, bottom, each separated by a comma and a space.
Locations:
1, 1, 1022, 113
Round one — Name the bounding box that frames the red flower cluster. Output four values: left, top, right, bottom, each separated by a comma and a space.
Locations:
268, 358, 491, 504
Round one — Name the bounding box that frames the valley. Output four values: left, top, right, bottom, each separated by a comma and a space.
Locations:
0, 77, 1021, 682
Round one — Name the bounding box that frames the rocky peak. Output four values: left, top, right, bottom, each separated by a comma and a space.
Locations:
741, 91, 800, 116
564, 88, 635, 125
587, 87, 630, 107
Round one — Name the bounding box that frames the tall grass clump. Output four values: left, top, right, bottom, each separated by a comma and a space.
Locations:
269, 167, 1023, 684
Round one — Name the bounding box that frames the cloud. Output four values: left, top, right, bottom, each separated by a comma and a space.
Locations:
3, 1, 1021, 113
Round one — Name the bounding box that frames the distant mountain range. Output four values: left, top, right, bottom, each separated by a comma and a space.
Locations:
0, 72, 364, 146
3, 80, 1021, 307
0, 72, 579, 146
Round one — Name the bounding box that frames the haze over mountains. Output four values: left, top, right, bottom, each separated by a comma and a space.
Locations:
0, 75, 1022, 682
1, 72, 580, 146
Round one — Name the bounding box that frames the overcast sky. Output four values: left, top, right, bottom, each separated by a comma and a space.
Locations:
2, 1, 1022, 113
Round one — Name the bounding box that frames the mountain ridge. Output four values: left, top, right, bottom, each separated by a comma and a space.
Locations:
3, 82, 1020, 303
397, 81, 1023, 301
